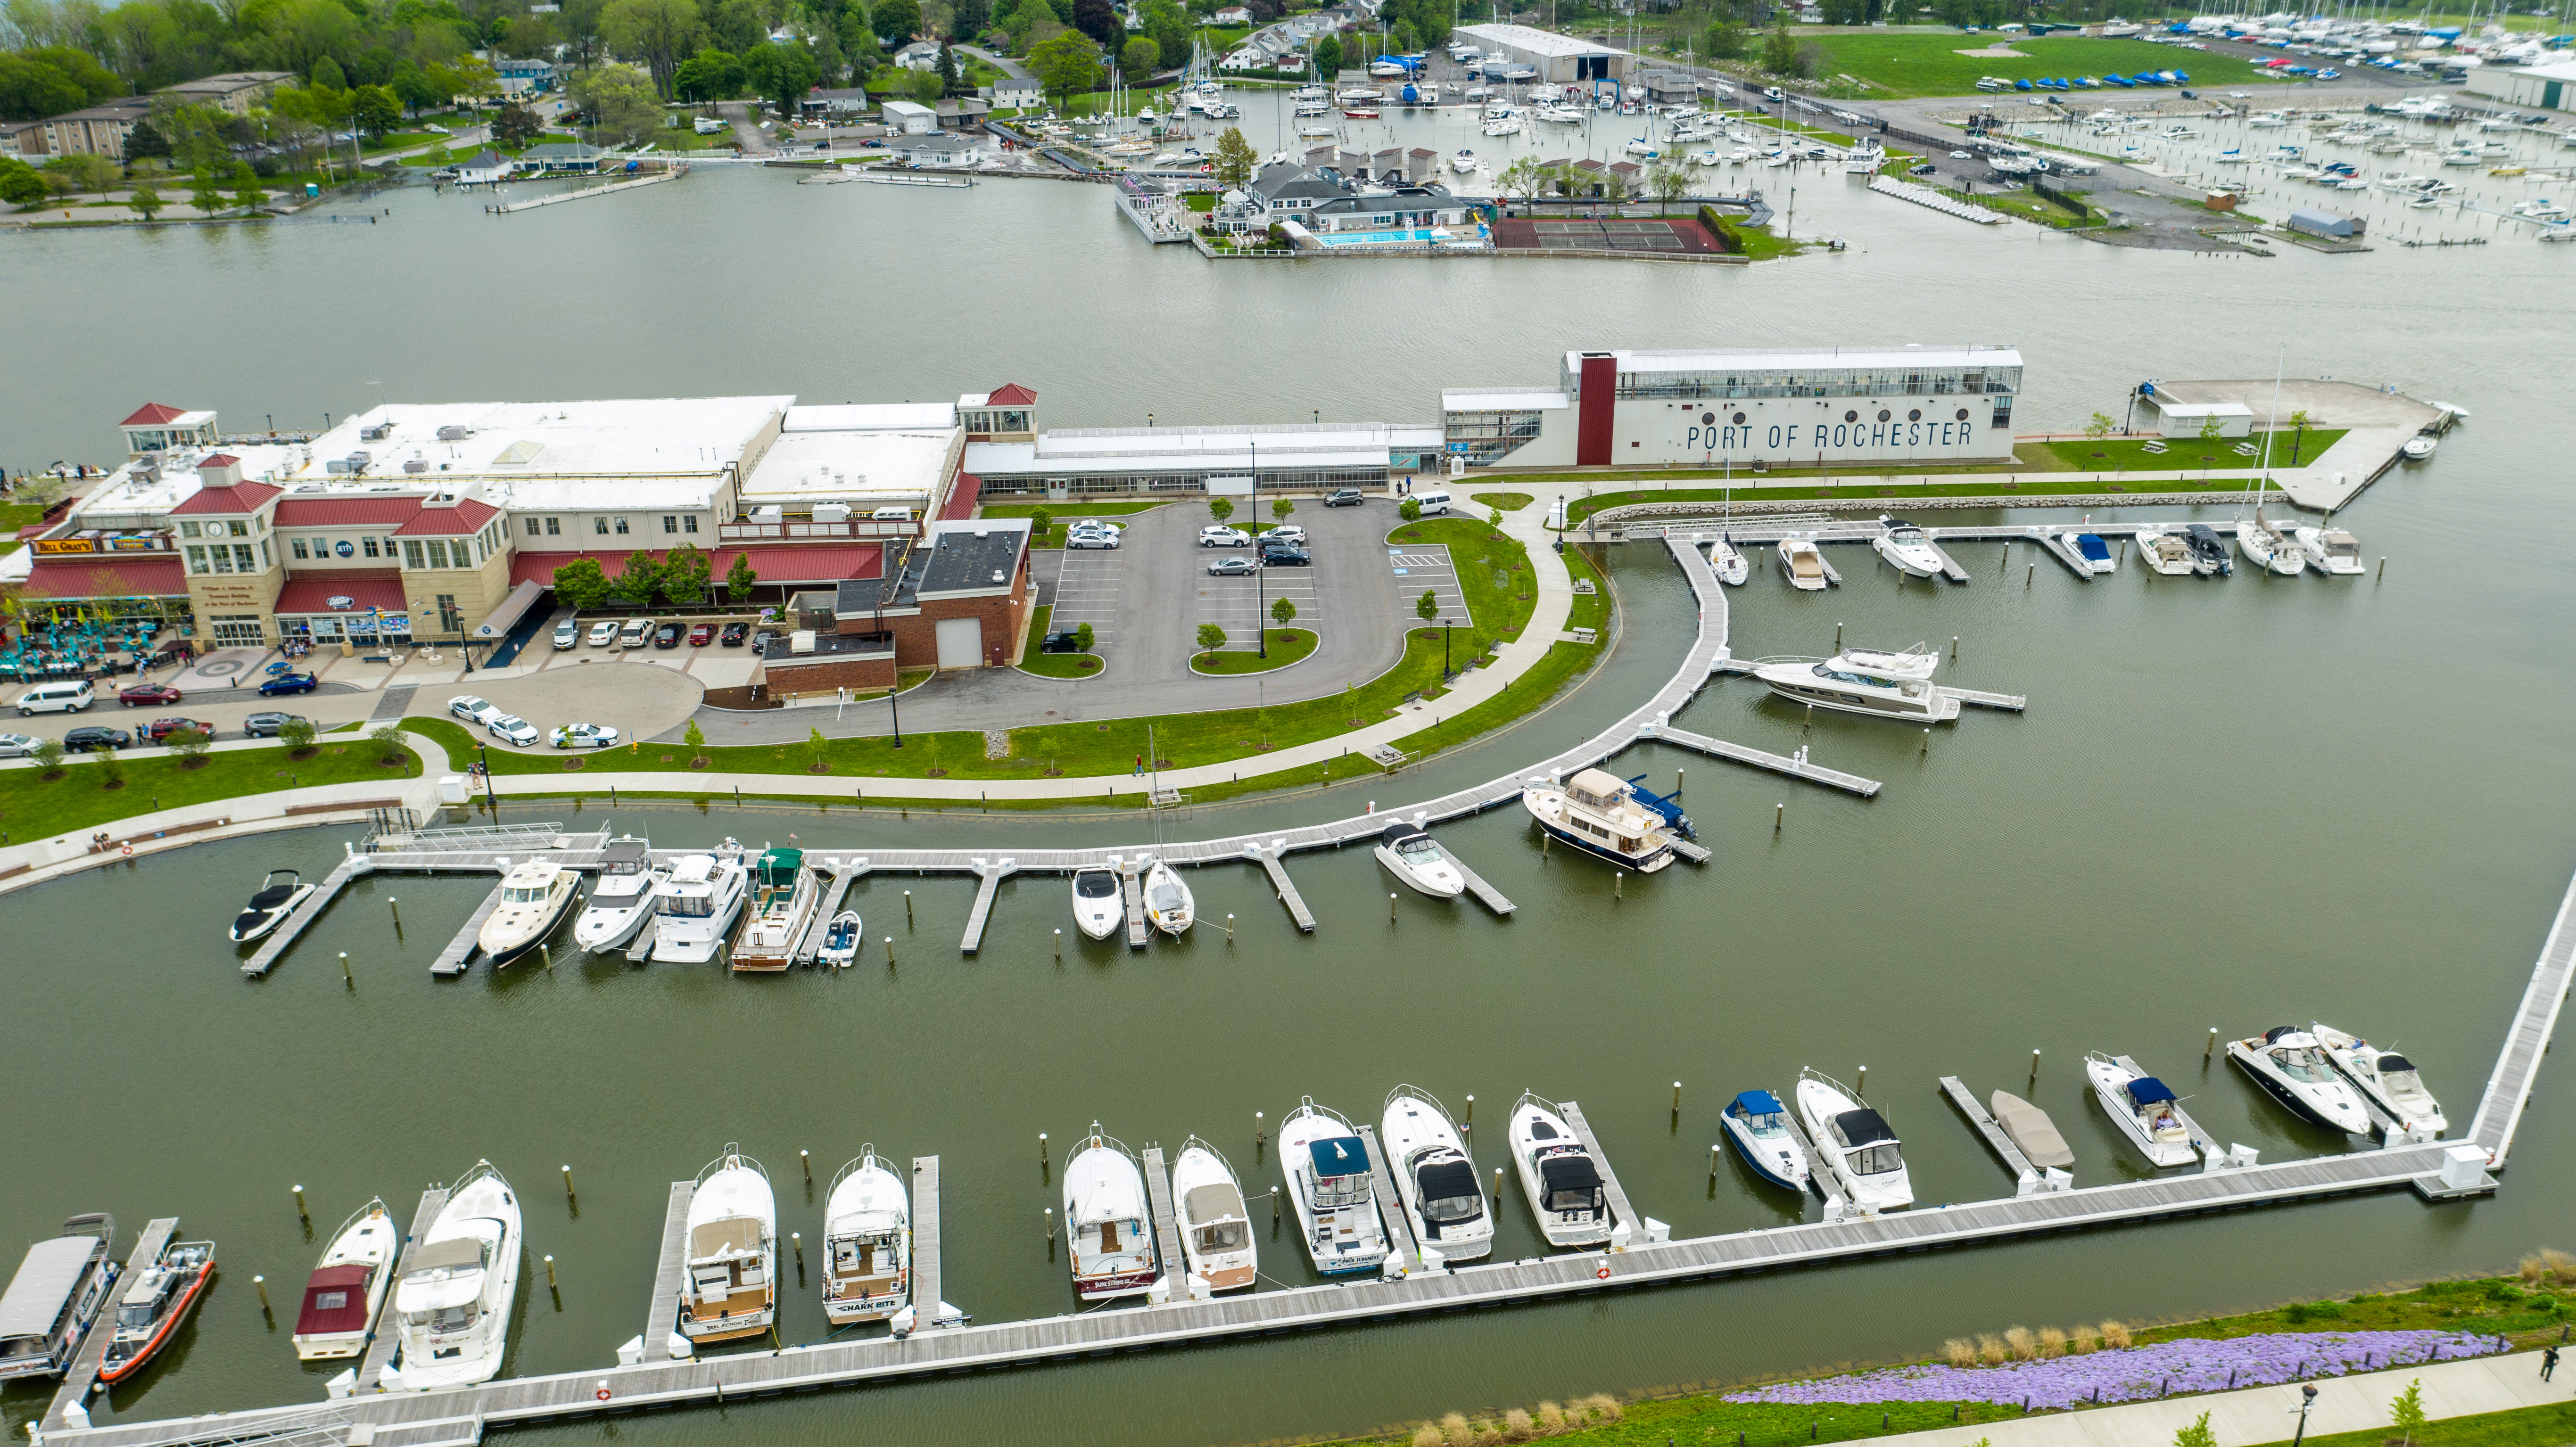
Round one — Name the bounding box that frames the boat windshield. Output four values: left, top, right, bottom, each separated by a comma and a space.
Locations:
1193, 1220, 1248, 1252
411, 1304, 478, 1333
114, 1299, 159, 1331
2271, 1047, 2327, 1082
1849, 1142, 1905, 1175
1815, 666, 1908, 692
1397, 837, 1440, 860
502, 881, 552, 903
1744, 1110, 1785, 1135
1417, 1160, 1482, 1223
666, 888, 714, 918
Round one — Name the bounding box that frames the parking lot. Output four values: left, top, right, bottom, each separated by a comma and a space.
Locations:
1384, 545, 1474, 630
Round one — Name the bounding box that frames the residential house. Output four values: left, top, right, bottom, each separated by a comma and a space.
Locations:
891, 132, 984, 166
1304, 187, 1473, 233
932, 97, 991, 129
455, 149, 512, 185
490, 58, 559, 94
1247, 160, 1349, 215
1214, 4, 1254, 21
1405, 146, 1437, 184
803, 86, 875, 117
990, 76, 1042, 109
154, 71, 293, 115
894, 41, 944, 71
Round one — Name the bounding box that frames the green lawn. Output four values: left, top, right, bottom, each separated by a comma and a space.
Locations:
1016, 604, 1104, 678
1471, 492, 1535, 511
2033, 429, 2344, 474
1552, 461, 2284, 526
981, 500, 1171, 550
0, 743, 421, 843
1190, 628, 1315, 675
1383, 517, 1536, 643
1800, 34, 2292, 98
2264, 1403, 2576, 1447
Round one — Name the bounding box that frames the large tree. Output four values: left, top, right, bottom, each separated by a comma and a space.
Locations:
552, 558, 614, 611
601, 0, 702, 96
870, 0, 923, 44
1117, 35, 1154, 82
574, 63, 664, 143
1312, 34, 1340, 79
673, 47, 746, 100
710, 0, 766, 51
349, 82, 400, 135
740, 37, 818, 116
1026, 29, 1098, 110
1071, 0, 1118, 48
1211, 123, 1256, 188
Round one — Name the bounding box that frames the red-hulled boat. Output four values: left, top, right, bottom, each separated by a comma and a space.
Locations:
98, 1238, 214, 1385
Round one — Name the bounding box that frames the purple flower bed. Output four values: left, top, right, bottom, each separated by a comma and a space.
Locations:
1725, 1331, 2513, 1411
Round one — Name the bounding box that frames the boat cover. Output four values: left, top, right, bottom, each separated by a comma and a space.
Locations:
405, 1238, 485, 1276
294, 1264, 374, 1336
1181, 1184, 1244, 1224
600, 839, 649, 867
1536, 1154, 1600, 1194
2076, 534, 2112, 560
1732, 1090, 1785, 1118
753, 848, 803, 888
689, 1218, 765, 1259
1074, 870, 1118, 898
1307, 1136, 1370, 1180
1379, 823, 1427, 849
0, 1237, 102, 1340
1989, 1090, 2076, 1169
1833, 1108, 1896, 1149
248, 881, 298, 909
2125, 1077, 2178, 1106
2376, 1054, 2415, 1074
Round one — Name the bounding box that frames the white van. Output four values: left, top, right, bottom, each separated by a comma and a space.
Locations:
1411, 489, 1453, 516
15, 681, 95, 716
618, 617, 655, 649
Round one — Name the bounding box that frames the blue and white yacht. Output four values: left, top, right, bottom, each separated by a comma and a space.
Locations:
1718, 1090, 1811, 1192
1520, 768, 1679, 873
1277, 1099, 1390, 1277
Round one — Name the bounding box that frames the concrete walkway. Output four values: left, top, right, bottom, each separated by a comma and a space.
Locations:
1851, 1349, 2568, 1447
0, 772, 446, 897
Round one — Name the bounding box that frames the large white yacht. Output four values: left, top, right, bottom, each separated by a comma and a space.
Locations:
1521, 768, 1678, 872
1380, 1087, 1492, 1264
2310, 1023, 2445, 1135
1063, 1125, 1158, 1301
2085, 1052, 2200, 1167
477, 858, 578, 968
291, 1198, 397, 1361
1872, 516, 1945, 577
1069, 866, 1125, 940
1777, 536, 1829, 590
730, 847, 818, 971
1278, 1099, 1392, 1276
573, 837, 664, 953
1795, 1070, 1913, 1213
652, 848, 750, 964
1373, 823, 1466, 898
681, 1145, 777, 1343
1506, 1093, 1610, 1247
386, 1161, 520, 1391
1752, 645, 1959, 724
2228, 1027, 2370, 1135
1169, 1138, 1256, 1293
821, 1150, 909, 1324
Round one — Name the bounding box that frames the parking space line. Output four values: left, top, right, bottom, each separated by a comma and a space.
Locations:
1387, 544, 1472, 629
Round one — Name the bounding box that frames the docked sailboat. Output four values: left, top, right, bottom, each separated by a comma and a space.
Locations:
1718, 1089, 1810, 1192
730, 847, 818, 971
1506, 1092, 1609, 1246
2236, 508, 2306, 575
1794, 1069, 1912, 1212
1873, 516, 1945, 577
1070, 865, 1125, 940
1777, 536, 1829, 590
652, 848, 750, 964
1521, 768, 1679, 872
386, 1161, 520, 1391
2293, 524, 2365, 575
1063, 1125, 1159, 1301
477, 857, 578, 968
2132, 527, 2198, 576
1279, 1098, 1392, 1275
573, 837, 664, 952
2086, 1052, 2199, 1167
1751, 644, 1958, 724
2311, 1023, 2445, 1135
820, 1150, 908, 1324
814, 910, 862, 969
681, 1145, 777, 1342
1380, 1087, 1492, 1264
1141, 856, 1193, 936
1989, 1090, 2074, 1173
2228, 1027, 2370, 1135
98, 1236, 215, 1385
1169, 1138, 1256, 1292
229, 868, 314, 943
1711, 535, 1750, 586
292, 1198, 397, 1361
1374, 823, 1466, 898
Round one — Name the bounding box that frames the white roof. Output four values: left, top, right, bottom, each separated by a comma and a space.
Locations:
1565, 345, 2022, 375
743, 426, 959, 503
1456, 22, 1628, 59
1442, 388, 1570, 411
881, 100, 935, 117
308, 398, 791, 480
784, 403, 956, 431
963, 421, 1442, 477
73, 438, 310, 525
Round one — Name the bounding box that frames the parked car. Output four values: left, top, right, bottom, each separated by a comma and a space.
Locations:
750, 629, 778, 655
1907, 162, 1938, 175
448, 695, 499, 725
687, 623, 715, 646
587, 619, 620, 647
241, 712, 307, 739
1039, 630, 1082, 654
63, 725, 131, 752
486, 714, 540, 747
720, 621, 750, 647
1207, 556, 1258, 576
259, 672, 320, 697
619, 617, 655, 648
0, 732, 38, 757
1256, 544, 1312, 567
553, 618, 582, 649
1065, 527, 1120, 550
1198, 526, 1251, 548
1325, 489, 1365, 507
1263, 525, 1308, 545
1067, 519, 1123, 537
550, 722, 620, 749
118, 682, 183, 707
653, 623, 683, 649
143, 716, 214, 743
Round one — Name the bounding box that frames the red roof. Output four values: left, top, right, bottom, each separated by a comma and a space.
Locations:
276, 571, 407, 616
170, 481, 284, 516
120, 402, 189, 427
390, 499, 501, 536
510, 544, 883, 589
198, 453, 240, 468
19, 556, 187, 599
984, 383, 1037, 406
294, 1264, 377, 1338
273, 496, 426, 528
939, 473, 981, 522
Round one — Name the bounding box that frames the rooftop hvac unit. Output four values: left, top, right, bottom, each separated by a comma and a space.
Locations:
750, 505, 783, 523
812, 502, 851, 523
326, 453, 372, 475
436, 425, 472, 441
361, 423, 394, 442
990, 569, 1006, 584
404, 458, 429, 474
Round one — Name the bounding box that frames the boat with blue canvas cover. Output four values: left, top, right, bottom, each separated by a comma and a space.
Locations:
1278, 1100, 1391, 1276
1718, 1090, 1810, 1192
2086, 1052, 2200, 1167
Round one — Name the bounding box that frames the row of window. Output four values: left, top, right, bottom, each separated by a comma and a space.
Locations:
185, 542, 268, 575
178, 519, 258, 539
1596, 366, 2025, 402
520, 515, 701, 538
194, 532, 498, 576
977, 467, 1388, 498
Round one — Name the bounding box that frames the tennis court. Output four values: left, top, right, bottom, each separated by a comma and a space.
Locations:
1488, 218, 1721, 254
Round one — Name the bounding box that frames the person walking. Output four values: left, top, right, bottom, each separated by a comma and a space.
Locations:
2543, 1344, 2559, 1381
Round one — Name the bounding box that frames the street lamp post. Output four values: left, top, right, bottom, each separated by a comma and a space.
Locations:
474, 741, 499, 820
1440, 616, 1451, 680
2289, 1386, 2318, 1447
888, 671, 903, 748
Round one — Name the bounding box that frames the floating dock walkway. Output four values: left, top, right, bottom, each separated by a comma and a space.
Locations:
1939, 1077, 2041, 1190
356, 1187, 448, 1391
44, 1218, 178, 1431
644, 1182, 695, 1360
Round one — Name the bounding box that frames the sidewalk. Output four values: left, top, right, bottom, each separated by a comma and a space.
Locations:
0, 773, 446, 897
1538, 449, 2386, 517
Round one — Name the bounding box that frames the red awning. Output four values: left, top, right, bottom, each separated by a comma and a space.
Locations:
294, 1264, 376, 1337
509, 545, 882, 590
275, 572, 408, 616
19, 556, 188, 600
939, 474, 981, 521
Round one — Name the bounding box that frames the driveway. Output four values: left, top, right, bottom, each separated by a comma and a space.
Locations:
429, 660, 706, 756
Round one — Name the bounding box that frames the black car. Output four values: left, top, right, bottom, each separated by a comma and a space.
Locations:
653, 624, 683, 649
63, 725, 131, 752
720, 620, 750, 647
749, 629, 778, 656
1324, 488, 1365, 507
259, 671, 320, 697
1256, 544, 1312, 567
242, 711, 308, 739
1039, 630, 1082, 654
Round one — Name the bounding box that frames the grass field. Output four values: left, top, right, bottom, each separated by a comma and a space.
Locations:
1802, 34, 2292, 98
2034, 429, 2344, 473
1189, 628, 1316, 674
1470, 491, 1536, 511
0, 742, 421, 841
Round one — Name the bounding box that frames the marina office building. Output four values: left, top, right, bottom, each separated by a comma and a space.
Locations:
1454, 24, 1634, 88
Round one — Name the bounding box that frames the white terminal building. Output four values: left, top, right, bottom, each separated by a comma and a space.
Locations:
1442, 345, 2024, 471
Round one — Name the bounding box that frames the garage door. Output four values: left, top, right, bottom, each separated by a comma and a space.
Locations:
934, 617, 983, 669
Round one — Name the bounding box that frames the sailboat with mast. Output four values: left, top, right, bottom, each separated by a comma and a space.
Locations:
2237, 361, 2308, 576
1142, 725, 1194, 937
1710, 471, 1748, 586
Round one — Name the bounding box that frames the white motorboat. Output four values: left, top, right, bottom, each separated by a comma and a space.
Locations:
814, 909, 861, 969
2228, 1027, 2371, 1135
1373, 823, 1465, 898
1872, 515, 1944, 577
2133, 528, 2197, 576
2084, 1052, 2199, 1167
2293, 525, 2365, 575
2236, 509, 2308, 576
1449, 148, 1477, 173
1063, 1124, 1159, 1300
820, 1150, 908, 1323
652, 848, 750, 964
681, 1145, 777, 1343
573, 836, 663, 953
2311, 1023, 2446, 1135
385, 1161, 520, 1391
1506, 1092, 1610, 1247
1777, 536, 1828, 590
1481, 114, 1523, 137
230, 868, 314, 943
1070, 865, 1124, 940
1169, 1138, 1256, 1292
1751, 645, 1958, 724
1520, 767, 1678, 873
1711, 536, 1750, 586
1537, 104, 1587, 124
1335, 87, 1382, 103
2063, 531, 2116, 574
1989, 1091, 2074, 1172
477, 858, 578, 968
1718, 1089, 1809, 1193
1380, 1086, 1492, 1265
2401, 436, 2436, 460
291, 1198, 397, 1361
1794, 1069, 1913, 1213
730, 846, 819, 971
1278, 1098, 1392, 1275
1141, 856, 1192, 936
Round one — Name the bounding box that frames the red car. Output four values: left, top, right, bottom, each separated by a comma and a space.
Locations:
119, 682, 183, 707
143, 716, 214, 743
687, 623, 716, 646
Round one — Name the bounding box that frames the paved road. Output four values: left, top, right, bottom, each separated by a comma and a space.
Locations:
957, 44, 1032, 81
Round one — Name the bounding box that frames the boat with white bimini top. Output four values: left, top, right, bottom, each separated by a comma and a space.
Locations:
815, 910, 862, 969
1710, 535, 1750, 586
98, 1235, 214, 1386
1278, 1098, 1393, 1275
1380, 1086, 1492, 1264
2132, 528, 2198, 576
1795, 1069, 1913, 1213
731, 847, 819, 971
1506, 1092, 1610, 1247
1751, 644, 1959, 724
477, 857, 578, 969
1374, 822, 1465, 898
292, 1198, 397, 1361
652, 846, 750, 964
681, 1145, 777, 1343
1520, 767, 1679, 873
0, 1213, 116, 1383
1063, 1125, 1159, 1301
1141, 856, 1193, 936
2228, 1026, 2371, 1135
2310, 1023, 2447, 1136
2293, 525, 2365, 575
1070, 865, 1124, 940
573, 837, 664, 953
2085, 1052, 2200, 1167
1989, 1090, 2074, 1173
1718, 1089, 1810, 1193
1873, 516, 1945, 577
230, 868, 314, 943
1169, 1138, 1256, 1292
1777, 536, 1829, 590
820, 1150, 908, 1324
384, 1161, 520, 1391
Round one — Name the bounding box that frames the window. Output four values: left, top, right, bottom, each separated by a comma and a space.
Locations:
685, 515, 698, 534
185, 544, 209, 573
525, 518, 541, 536
257, 541, 271, 568
311, 536, 328, 557
662, 515, 677, 534
362, 537, 380, 559
613, 517, 630, 535
429, 540, 452, 569
210, 545, 235, 575
230, 520, 253, 538
402, 540, 425, 569
545, 517, 560, 536
291, 538, 309, 560
179, 521, 201, 539
594, 517, 609, 535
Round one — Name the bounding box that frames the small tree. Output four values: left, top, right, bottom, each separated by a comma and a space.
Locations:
1208, 496, 1235, 526
1761, 23, 1800, 75
2198, 413, 2227, 444
609, 551, 664, 607
553, 558, 614, 612
2286, 407, 2312, 464
1342, 680, 1361, 725
230, 163, 266, 214
494, 102, 544, 147
2391, 1379, 2426, 1447
1195, 622, 1227, 655
725, 552, 759, 602
189, 167, 225, 214
2085, 411, 2115, 456
683, 718, 708, 762
1270, 496, 1295, 528
167, 726, 212, 765
1212, 124, 1259, 188
1499, 154, 1551, 203
30, 736, 66, 776
1271, 595, 1296, 629
368, 722, 408, 763
1398, 497, 1421, 524
1073, 621, 1095, 652
92, 746, 125, 787
1648, 160, 1692, 212
1416, 589, 1439, 625
127, 183, 165, 221
1487, 506, 1504, 531
279, 716, 320, 751
2172, 1412, 2215, 1447
1029, 507, 1053, 540
807, 725, 830, 771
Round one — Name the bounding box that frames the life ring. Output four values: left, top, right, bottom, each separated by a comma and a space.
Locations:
596, 1386, 612, 1401
1594, 1264, 1611, 1280
120, 841, 134, 858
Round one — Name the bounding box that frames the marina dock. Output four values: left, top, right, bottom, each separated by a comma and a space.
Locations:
1647, 724, 1882, 797
1938, 1077, 2040, 1190
908, 1156, 948, 1331
1776, 1102, 1849, 1218
1357, 1126, 1424, 1270
44, 1218, 177, 1431
241, 857, 368, 977
793, 860, 867, 966
644, 1182, 695, 1360
1448, 855, 1517, 917
1557, 1102, 1653, 1245
357, 1188, 448, 1391
429, 886, 503, 978
1119, 857, 1148, 949
1240, 843, 1317, 932
958, 858, 1017, 956
1139, 1147, 1187, 1294
1934, 685, 2028, 713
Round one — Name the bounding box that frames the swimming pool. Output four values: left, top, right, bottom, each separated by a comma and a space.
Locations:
1308, 227, 1492, 248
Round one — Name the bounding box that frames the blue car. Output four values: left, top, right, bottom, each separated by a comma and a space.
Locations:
259, 672, 320, 697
